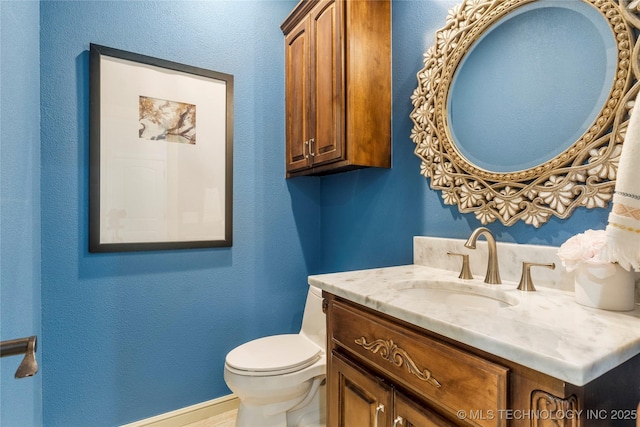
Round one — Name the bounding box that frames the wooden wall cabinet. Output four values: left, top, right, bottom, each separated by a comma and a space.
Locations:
325, 293, 640, 427
281, 0, 391, 178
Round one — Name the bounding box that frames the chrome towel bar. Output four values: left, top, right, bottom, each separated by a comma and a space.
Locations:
0, 336, 38, 378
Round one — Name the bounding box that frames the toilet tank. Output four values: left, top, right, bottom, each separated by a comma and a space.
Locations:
300, 285, 326, 351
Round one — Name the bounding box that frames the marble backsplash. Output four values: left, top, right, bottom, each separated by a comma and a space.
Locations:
414, 236, 640, 303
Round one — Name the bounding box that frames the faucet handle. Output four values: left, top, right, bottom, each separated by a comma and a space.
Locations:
517, 262, 555, 292
447, 252, 473, 280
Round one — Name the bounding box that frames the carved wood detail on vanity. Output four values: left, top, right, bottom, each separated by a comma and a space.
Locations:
328, 295, 508, 427
325, 292, 640, 427
354, 336, 442, 388
531, 390, 578, 427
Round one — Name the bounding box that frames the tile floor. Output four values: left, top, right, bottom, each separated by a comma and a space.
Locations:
183, 409, 237, 427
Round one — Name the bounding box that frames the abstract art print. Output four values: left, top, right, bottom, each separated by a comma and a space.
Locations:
89, 44, 233, 252
139, 96, 197, 144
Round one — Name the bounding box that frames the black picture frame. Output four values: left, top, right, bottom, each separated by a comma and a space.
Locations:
89, 44, 233, 252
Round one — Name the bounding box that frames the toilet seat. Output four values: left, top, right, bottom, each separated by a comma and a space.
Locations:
225, 334, 322, 376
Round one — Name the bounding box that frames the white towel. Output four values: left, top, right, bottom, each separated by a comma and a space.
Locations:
601, 90, 640, 271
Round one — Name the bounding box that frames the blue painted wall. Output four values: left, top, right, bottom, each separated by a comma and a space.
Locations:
0, 0, 611, 426
0, 1, 43, 426
39, 1, 318, 425
319, 0, 609, 272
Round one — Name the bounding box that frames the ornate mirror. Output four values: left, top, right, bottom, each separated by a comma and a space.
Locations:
410, 0, 639, 227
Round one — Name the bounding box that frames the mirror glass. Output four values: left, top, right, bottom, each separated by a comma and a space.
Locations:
410, 0, 637, 227
448, 0, 616, 173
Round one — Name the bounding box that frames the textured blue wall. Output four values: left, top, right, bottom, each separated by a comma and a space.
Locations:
2, 0, 614, 426
39, 1, 317, 426
0, 1, 43, 426
319, 0, 610, 273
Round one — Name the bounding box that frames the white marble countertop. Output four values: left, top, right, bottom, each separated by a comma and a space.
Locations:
309, 263, 640, 386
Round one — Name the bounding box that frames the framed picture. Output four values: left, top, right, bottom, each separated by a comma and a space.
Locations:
89, 44, 233, 252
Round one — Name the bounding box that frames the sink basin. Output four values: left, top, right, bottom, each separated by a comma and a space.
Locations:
391, 280, 518, 309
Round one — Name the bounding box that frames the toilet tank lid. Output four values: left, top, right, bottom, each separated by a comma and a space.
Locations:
225, 334, 321, 373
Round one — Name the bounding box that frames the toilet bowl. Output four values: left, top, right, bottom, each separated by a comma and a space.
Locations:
224, 285, 326, 427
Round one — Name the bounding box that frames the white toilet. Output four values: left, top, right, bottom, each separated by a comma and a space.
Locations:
224, 285, 326, 427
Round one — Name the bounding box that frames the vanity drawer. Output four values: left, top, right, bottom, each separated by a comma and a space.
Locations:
329, 298, 508, 427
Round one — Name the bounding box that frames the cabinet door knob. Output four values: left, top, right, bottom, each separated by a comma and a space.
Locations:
393, 416, 404, 427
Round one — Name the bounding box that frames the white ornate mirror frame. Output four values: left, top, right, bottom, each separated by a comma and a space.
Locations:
410, 0, 639, 227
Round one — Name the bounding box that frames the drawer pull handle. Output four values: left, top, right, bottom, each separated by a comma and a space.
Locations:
309, 138, 315, 157
355, 337, 441, 388
374, 403, 384, 427
393, 416, 404, 426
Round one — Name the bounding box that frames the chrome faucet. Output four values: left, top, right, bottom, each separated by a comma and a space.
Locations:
464, 227, 501, 284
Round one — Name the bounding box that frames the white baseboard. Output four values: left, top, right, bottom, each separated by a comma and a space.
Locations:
121, 394, 239, 427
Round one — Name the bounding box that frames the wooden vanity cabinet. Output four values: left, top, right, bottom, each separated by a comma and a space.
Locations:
331, 351, 452, 426
324, 293, 640, 427
326, 294, 507, 427
280, 0, 391, 178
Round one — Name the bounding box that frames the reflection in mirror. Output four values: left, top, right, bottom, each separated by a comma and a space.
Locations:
410, 0, 639, 227
449, 0, 616, 173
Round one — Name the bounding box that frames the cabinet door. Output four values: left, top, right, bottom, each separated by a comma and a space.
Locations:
309, 0, 344, 166
330, 351, 392, 427
393, 392, 455, 427
284, 16, 311, 173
